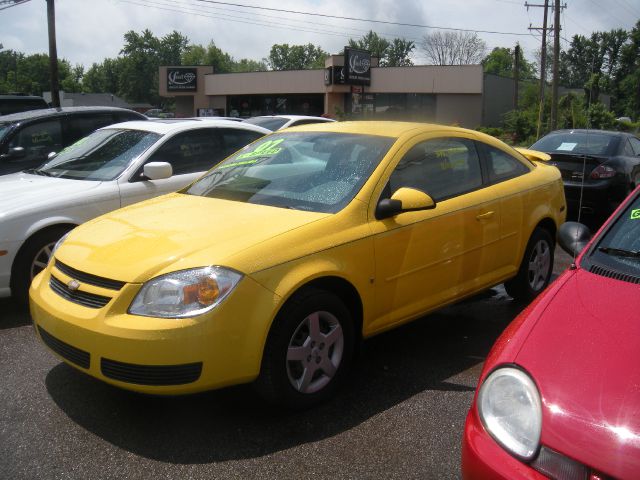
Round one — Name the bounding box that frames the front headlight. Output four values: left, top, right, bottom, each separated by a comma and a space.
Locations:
129, 266, 243, 318
477, 366, 542, 460
50, 231, 71, 263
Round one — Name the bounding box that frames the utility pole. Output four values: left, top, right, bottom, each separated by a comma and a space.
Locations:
514, 44, 520, 110
550, 0, 562, 130
46, 0, 60, 107
527, 1, 550, 139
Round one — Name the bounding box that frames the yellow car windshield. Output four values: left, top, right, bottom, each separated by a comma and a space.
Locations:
185, 132, 394, 213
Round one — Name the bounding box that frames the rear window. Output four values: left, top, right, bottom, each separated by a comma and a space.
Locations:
530, 132, 618, 156
243, 117, 288, 131
0, 97, 48, 116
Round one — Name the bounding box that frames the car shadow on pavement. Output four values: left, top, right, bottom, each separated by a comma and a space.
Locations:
44, 285, 528, 464
0, 298, 31, 330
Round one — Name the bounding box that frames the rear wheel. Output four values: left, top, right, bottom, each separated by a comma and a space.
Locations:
11, 226, 71, 303
504, 227, 554, 303
255, 288, 355, 409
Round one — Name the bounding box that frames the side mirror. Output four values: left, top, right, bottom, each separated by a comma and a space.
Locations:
558, 221, 592, 257
143, 162, 173, 180
7, 146, 26, 159
376, 187, 436, 220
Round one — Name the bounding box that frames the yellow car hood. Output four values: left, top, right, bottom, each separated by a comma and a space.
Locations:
56, 193, 330, 283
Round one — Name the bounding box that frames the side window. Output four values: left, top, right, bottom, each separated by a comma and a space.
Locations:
117, 112, 144, 123
9, 120, 63, 162
147, 129, 223, 175
389, 137, 483, 201
220, 128, 264, 159
481, 144, 529, 183
628, 137, 640, 156
67, 114, 116, 145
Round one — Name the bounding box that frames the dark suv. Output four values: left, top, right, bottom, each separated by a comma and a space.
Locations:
0, 95, 49, 115
0, 107, 147, 176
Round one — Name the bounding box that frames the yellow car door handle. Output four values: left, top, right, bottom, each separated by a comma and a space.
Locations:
476, 211, 495, 220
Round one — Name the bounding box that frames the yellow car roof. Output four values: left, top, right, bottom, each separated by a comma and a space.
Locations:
285, 121, 477, 138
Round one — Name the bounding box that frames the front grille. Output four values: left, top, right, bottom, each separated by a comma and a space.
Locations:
38, 326, 90, 369
590, 264, 640, 285
101, 358, 202, 386
54, 260, 126, 290
50, 275, 112, 308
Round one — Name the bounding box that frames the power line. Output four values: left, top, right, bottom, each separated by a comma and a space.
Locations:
0, 0, 32, 11
190, 0, 532, 36
120, 0, 423, 43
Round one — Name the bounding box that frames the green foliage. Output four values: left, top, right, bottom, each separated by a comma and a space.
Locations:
503, 109, 538, 144
587, 102, 616, 130
267, 43, 328, 71
181, 41, 234, 73
232, 58, 267, 72
0, 47, 85, 95
348, 31, 414, 67
349, 31, 390, 60
482, 46, 536, 80
383, 38, 415, 67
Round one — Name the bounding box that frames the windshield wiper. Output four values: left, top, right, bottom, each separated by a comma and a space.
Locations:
598, 246, 640, 258
23, 168, 52, 177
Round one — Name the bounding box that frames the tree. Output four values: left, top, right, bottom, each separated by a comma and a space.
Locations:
420, 31, 487, 65
159, 31, 189, 66
348, 31, 415, 67
482, 46, 536, 79
233, 58, 268, 72
182, 41, 234, 73
267, 43, 328, 70
348, 31, 390, 60
614, 20, 640, 118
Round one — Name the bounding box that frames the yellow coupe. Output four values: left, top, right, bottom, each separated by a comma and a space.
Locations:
30, 122, 566, 408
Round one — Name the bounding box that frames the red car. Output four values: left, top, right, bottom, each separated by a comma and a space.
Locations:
462, 185, 640, 479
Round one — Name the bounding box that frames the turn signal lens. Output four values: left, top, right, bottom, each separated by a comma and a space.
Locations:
129, 266, 242, 318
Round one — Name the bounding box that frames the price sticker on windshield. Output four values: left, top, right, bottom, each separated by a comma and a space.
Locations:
631, 208, 640, 220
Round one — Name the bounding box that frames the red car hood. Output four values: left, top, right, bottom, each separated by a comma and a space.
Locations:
515, 267, 640, 478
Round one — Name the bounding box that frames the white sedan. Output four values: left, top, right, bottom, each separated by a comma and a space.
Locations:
0, 119, 269, 301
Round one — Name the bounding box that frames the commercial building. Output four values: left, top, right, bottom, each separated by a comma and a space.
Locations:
159, 52, 522, 128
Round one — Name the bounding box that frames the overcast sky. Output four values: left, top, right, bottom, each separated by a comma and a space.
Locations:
2, 0, 638, 69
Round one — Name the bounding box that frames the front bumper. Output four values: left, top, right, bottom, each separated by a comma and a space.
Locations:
29, 261, 280, 395
461, 408, 547, 480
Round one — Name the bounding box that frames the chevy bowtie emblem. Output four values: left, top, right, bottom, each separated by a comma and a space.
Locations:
67, 279, 80, 291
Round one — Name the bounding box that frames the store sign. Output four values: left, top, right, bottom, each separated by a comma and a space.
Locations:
344, 47, 371, 86
167, 68, 197, 92
324, 66, 346, 85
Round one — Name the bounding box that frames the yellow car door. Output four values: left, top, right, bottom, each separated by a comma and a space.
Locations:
366, 135, 501, 335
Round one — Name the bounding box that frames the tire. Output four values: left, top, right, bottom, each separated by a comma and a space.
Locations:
11, 226, 71, 303
504, 227, 554, 303
255, 287, 355, 409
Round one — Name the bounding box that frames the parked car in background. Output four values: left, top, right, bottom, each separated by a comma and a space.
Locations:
144, 108, 174, 119
0, 95, 48, 116
243, 115, 336, 131
0, 119, 269, 301
30, 121, 565, 408
462, 185, 640, 479
530, 129, 640, 220
0, 107, 148, 176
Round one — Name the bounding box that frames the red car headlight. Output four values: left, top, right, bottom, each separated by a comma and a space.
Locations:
477, 366, 542, 460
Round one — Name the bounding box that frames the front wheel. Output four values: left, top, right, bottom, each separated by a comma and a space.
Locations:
255, 288, 355, 409
504, 227, 554, 303
11, 226, 71, 303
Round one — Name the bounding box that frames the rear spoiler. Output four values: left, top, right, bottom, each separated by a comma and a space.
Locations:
514, 148, 551, 163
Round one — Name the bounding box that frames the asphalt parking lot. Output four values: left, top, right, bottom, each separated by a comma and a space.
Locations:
0, 249, 574, 480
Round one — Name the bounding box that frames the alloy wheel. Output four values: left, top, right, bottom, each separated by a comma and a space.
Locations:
286, 310, 344, 394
